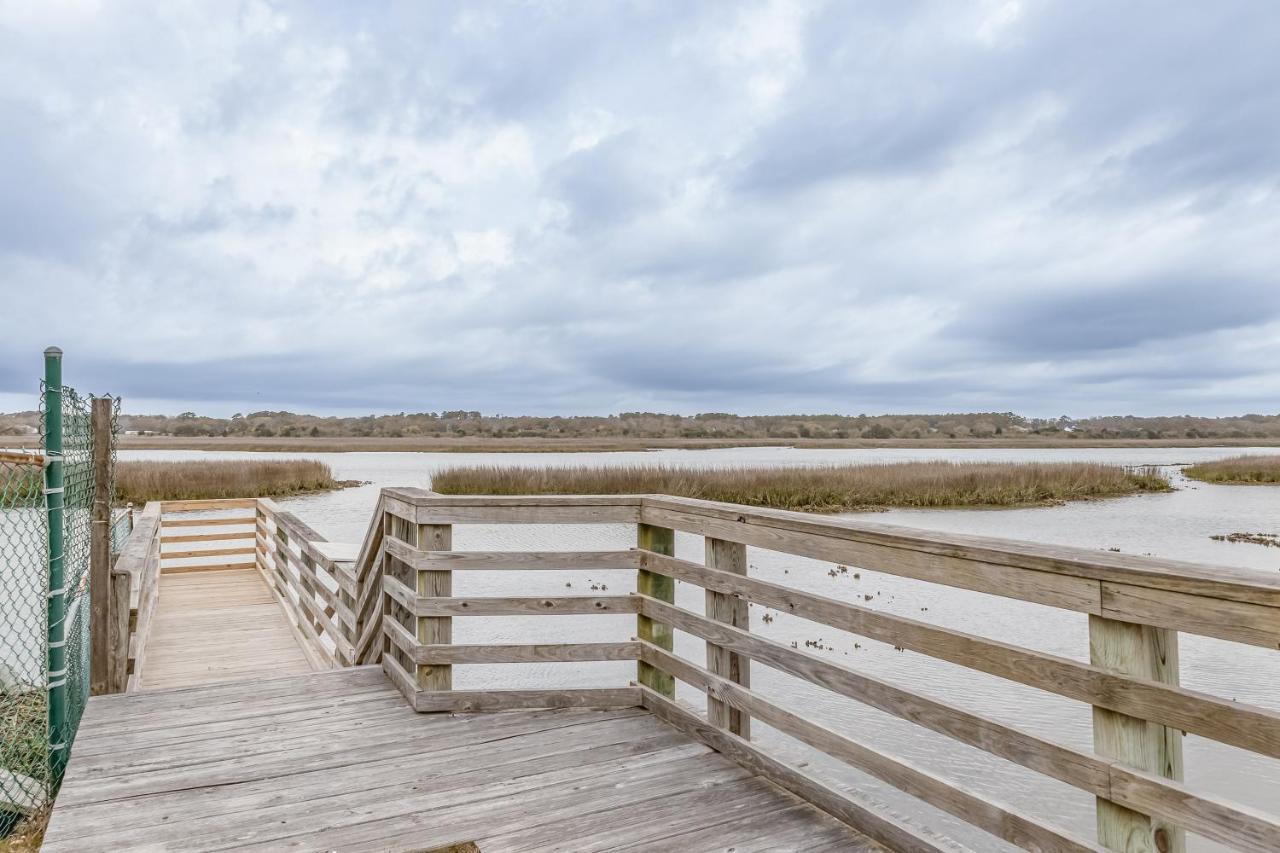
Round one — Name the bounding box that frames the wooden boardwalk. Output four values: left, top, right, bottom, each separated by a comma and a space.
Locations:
139, 568, 314, 690
71, 493, 1280, 851
43, 667, 883, 852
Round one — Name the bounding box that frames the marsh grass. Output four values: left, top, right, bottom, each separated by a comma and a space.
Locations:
1183, 455, 1280, 484
432, 461, 1170, 512
116, 459, 351, 503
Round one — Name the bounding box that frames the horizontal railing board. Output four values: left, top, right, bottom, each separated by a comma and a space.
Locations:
418, 641, 640, 664
161, 517, 256, 529
383, 619, 638, 665
159, 499, 258, 513
161, 546, 257, 560
377, 490, 1280, 608
384, 489, 645, 509
648, 589, 1111, 794
408, 504, 643, 525
161, 531, 255, 545
641, 495, 1280, 609
634, 590, 1280, 761
642, 504, 1102, 614
383, 575, 638, 617
1099, 582, 1280, 650
638, 687, 967, 853
383, 539, 640, 572
384, 488, 645, 524
639, 643, 1101, 852
1106, 766, 1280, 853
414, 687, 643, 713
159, 561, 257, 575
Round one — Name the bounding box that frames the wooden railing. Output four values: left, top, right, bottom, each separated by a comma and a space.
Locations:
254, 498, 368, 668
372, 488, 1280, 853
106, 501, 160, 693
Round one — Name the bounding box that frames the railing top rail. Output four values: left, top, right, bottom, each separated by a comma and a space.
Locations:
380, 489, 1280, 608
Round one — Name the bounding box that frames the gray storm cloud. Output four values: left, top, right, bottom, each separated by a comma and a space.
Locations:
0, 1, 1277, 417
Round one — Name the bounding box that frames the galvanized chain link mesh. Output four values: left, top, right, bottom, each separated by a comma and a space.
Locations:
1, 382, 113, 832
0, 449, 48, 830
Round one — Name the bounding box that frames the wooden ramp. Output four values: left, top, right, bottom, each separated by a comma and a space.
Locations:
139, 569, 314, 690
43, 667, 883, 852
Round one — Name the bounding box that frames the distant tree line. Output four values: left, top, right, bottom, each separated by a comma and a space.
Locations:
5, 409, 1280, 440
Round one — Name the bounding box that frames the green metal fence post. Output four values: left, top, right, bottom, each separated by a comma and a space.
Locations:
43, 346, 68, 779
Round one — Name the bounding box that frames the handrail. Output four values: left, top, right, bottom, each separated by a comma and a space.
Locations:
255, 498, 365, 668
370, 488, 1280, 853
110, 501, 161, 692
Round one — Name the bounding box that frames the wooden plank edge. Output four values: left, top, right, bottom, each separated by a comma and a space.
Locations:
414, 687, 642, 713
640, 643, 1102, 852
637, 686, 971, 853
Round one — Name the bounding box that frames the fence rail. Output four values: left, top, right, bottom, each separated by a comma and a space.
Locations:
371, 489, 1280, 853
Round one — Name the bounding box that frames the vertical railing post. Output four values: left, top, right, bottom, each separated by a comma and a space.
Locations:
415, 521, 452, 691
89, 396, 114, 695
108, 568, 130, 693
704, 537, 750, 737
1089, 616, 1185, 853
43, 346, 68, 778
637, 523, 675, 697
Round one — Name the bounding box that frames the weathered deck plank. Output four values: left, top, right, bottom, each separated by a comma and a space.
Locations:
44, 667, 886, 852
139, 568, 314, 689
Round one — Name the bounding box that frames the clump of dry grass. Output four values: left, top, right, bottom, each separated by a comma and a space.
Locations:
432, 461, 1170, 512
115, 459, 351, 503
0, 688, 46, 847
1183, 455, 1280, 484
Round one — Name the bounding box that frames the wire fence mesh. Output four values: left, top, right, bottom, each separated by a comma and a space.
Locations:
1, 366, 114, 832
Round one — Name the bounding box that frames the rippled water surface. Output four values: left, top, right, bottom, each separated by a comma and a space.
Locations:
118, 445, 1280, 850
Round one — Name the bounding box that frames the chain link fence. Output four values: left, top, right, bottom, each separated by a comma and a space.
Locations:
1, 350, 114, 834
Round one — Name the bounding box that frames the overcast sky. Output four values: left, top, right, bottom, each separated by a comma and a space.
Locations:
2, 1, 1277, 417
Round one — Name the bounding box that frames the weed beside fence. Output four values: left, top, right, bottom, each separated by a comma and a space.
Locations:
115, 459, 347, 503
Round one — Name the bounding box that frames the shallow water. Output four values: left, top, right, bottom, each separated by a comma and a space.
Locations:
118, 445, 1280, 849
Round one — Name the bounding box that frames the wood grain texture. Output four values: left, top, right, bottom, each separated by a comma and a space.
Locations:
162, 516, 256, 529
640, 643, 1101, 852
383, 573, 638, 616
637, 523, 676, 698
1101, 582, 1280, 650
44, 667, 882, 852
639, 686, 968, 853
415, 522, 452, 691
1090, 616, 1183, 853
634, 556, 1280, 759
159, 498, 257, 512
641, 495, 1280, 609
414, 687, 642, 712
382, 538, 640, 572
89, 396, 115, 695
139, 569, 314, 690
704, 536, 750, 737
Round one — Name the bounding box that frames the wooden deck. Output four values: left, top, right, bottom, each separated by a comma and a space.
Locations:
140, 568, 314, 690
75, 493, 1280, 851
43, 667, 883, 852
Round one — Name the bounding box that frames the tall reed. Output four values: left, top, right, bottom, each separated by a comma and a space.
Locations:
115, 459, 344, 503
1183, 455, 1280, 484
432, 461, 1170, 512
